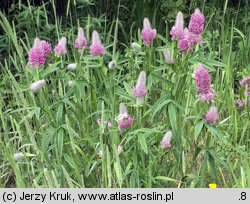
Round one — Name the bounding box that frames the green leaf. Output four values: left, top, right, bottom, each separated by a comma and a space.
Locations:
123, 81, 132, 95
168, 102, 177, 131
56, 102, 64, 123
151, 73, 175, 86
208, 152, 218, 182
61, 165, 74, 187
206, 125, 227, 144
207, 149, 229, 171
106, 147, 112, 187
40, 62, 61, 77
195, 120, 204, 141
65, 114, 79, 154
154, 176, 179, 183
138, 134, 148, 154
63, 153, 76, 169
57, 128, 64, 157
116, 86, 134, 102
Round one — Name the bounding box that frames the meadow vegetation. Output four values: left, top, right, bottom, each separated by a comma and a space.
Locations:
0, 0, 249, 187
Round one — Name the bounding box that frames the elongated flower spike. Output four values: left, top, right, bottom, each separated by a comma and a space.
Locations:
178, 28, 192, 53
170, 11, 184, 40
89, 30, 105, 56
163, 49, 174, 64
240, 76, 250, 86
119, 102, 127, 114
75, 27, 87, 52
40, 40, 52, 58
141, 18, 157, 46
54, 37, 67, 56
205, 106, 219, 125
240, 76, 250, 96
29, 37, 46, 68
236, 99, 245, 107
116, 103, 133, 129
161, 131, 172, 149
195, 64, 216, 103
188, 8, 205, 35
30, 79, 46, 93
132, 71, 148, 105
178, 28, 202, 53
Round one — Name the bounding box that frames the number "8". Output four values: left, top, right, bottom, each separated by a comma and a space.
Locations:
241, 192, 246, 200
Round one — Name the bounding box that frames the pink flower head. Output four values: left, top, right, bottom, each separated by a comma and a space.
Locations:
75, 27, 87, 52
29, 37, 46, 68
40, 40, 52, 58
96, 118, 112, 128
132, 71, 148, 105
195, 64, 216, 102
170, 11, 184, 40
240, 76, 250, 86
240, 76, 250, 96
178, 28, 194, 53
244, 89, 250, 96
188, 32, 203, 45
89, 30, 105, 56
116, 103, 133, 129
54, 37, 67, 56
236, 99, 245, 107
161, 131, 172, 149
198, 89, 216, 103
188, 8, 205, 35
205, 106, 219, 125
141, 18, 157, 46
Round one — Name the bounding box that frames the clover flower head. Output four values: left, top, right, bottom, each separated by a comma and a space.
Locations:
205, 106, 219, 124
141, 18, 157, 46
90, 30, 105, 56
161, 131, 172, 149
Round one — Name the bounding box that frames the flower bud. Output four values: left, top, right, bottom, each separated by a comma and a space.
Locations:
68, 80, 75, 88
67, 63, 77, 71
131, 42, 141, 52
30, 79, 46, 93
108, 60, 117, 70
14, 152, 24, 161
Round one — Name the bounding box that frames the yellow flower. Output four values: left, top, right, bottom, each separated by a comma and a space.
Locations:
209, 183, 217, 188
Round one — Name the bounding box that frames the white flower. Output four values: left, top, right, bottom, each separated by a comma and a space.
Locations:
108, 60, 117, 70
131, 42, 141, 52
117, 145, 124, 153
30, 79, 46, 93
67, 63, 77, 71
68, 80, 75, 88
14, 152, 24, 161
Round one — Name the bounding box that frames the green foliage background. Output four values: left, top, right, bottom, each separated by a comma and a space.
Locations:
0, 0, 249, 188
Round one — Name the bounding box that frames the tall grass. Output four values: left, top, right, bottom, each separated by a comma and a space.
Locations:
0, 0, 249, 187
